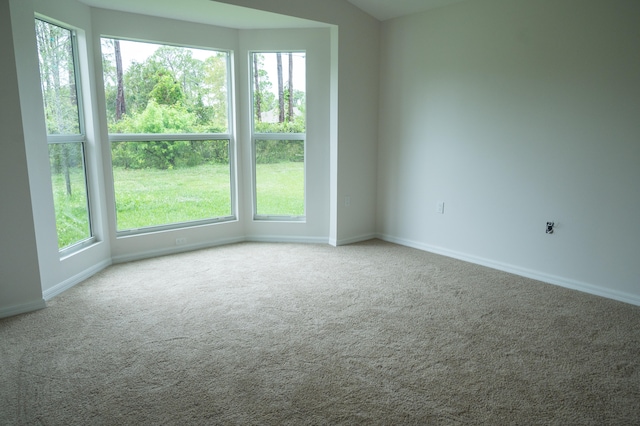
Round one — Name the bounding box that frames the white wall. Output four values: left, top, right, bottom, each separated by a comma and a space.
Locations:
238, 28, 332, 241
0, 0, 45, 318
377, 0, 640, 304
91, 9, 245, 262
9, 0, 112, 302
3, 0, 336, 316
211, 0, 381, 245
91, 10, 332, 262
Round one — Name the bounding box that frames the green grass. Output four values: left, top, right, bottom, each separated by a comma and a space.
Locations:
51, 168, 91, 249
53, 162, 304, 246
113, 161, 303, 230
255, 162, 304, 216
113, 163, 232, 230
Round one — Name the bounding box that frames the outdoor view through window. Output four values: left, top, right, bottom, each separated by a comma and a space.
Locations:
252, 52, 306, 219
35, 19, 92, 251
100, 38, 233, 232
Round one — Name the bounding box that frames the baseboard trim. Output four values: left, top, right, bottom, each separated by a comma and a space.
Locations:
0, 299, 47, 319
335, 233, 377, 246
43, 259, 112, 301
245, 235, 329, 244
113, 236, 333, 264
112, 236, 246, 264
377, 233, 640, 307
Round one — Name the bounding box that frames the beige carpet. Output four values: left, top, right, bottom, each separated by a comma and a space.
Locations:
1, 240, 639, 425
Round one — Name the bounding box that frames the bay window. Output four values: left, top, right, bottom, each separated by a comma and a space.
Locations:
100, 38, 234, 234
35, 18, 93, 252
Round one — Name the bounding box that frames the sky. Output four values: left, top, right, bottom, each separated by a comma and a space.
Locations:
109, 39, 306, 95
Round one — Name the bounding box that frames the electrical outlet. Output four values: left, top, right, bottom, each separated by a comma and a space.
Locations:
345, 195, 351, 207
546, 222, 554, 234
175, 237, 187, 245
436, 201, 445, 214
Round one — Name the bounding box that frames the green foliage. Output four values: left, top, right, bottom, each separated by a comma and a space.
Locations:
35, 19, 81, 135
255, 162, 304, 216
111, 100, 196, 134
111, 139, 229, 170
255, 140, 304, 164
50, 161, 91, 249
149, 72, 184, 106
102, 39, 229, 136
254, 116, 305, 134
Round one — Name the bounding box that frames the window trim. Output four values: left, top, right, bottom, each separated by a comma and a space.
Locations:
36, 16, 96, 254
100, 37, 237, 236
251, 136, 306, 222
249, 50, 307, 222
111, 137, 236, 237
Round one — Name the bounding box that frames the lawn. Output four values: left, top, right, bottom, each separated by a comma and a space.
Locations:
112, 163, 233, 230
51, 168, 91, 249
52, 162, 304, 248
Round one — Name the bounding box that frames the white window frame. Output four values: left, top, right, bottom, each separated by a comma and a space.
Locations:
36, 16, 96, 255
100, 39, 237, 236
250, 50, 306, 222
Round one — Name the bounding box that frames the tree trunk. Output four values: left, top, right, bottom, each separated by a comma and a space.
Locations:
277, 53, 284, 123
253, 54, 262, 122
49, 26, 73, 196
114, 40, 126, 120
287, 53, 293, 122
63, 144, 72, 196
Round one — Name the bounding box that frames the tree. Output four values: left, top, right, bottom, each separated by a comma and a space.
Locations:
149, 71, 184, 106
287, 52, 294, 122
276, 53, 284, 123
253, 54, 262, 122
100, 39, 234, 167
201, 53, 230, 132
35, 19, 78, 196
114, 40, 126, 120
252, 53, 275, 125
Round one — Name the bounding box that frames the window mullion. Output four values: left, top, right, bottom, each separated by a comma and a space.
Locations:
108, 133, 231, 142
253, 133, 305, 141
47, 134, 86, 144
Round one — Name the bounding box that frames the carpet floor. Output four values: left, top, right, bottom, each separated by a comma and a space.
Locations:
1, 240, 639, 425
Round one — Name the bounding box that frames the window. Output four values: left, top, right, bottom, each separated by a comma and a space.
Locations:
100, 38, 234, 234
251, 52, 306, 220
35, 18, 93, 252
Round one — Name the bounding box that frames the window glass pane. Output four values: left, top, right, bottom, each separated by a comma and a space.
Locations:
101, 39, 229, 134
112, 140, 231, 231
255, 140, 304, 217
49, 143, 91, 249
252, 52, 305, 133
37, 18, 92, 251
35, 19, 81, 135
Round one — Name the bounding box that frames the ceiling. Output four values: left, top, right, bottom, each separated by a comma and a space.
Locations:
77, 0, 469, 28
77, 0, 326, 29
347, 0, 468, 21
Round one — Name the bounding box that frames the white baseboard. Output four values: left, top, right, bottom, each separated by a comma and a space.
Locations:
113, 236, 333, 265
112, 236, 246, 264
377, 233, 640, 307
43, 259, 112, 301
335, 233, 377, 246
0, 299, 46, 319
245, 235, 329, 244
